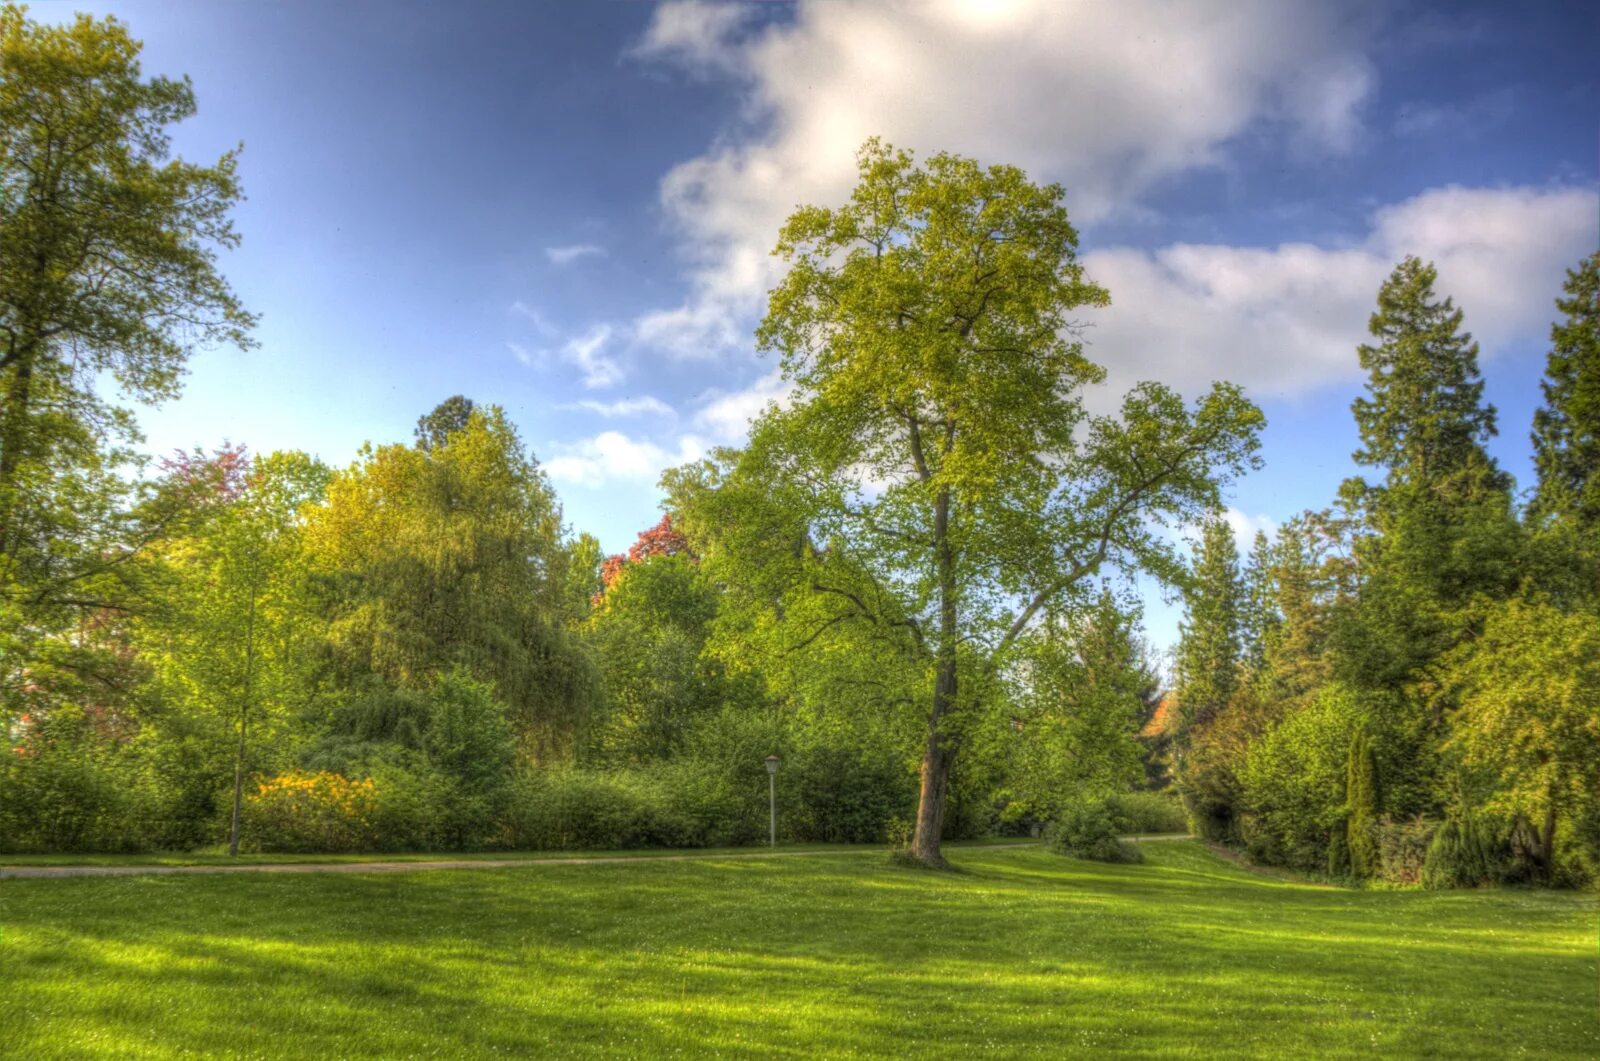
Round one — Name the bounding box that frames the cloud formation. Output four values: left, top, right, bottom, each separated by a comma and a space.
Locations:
545, 243, 606, 266
562, 396, 677, 419
1081, 184, 1594, 396
630, 0, 1379, 360
544, 431, 707, 488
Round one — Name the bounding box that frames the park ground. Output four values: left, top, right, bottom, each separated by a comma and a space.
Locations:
1, 841, 1596, 1058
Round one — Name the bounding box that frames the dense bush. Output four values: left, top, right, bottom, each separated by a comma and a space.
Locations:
1048, 801, 1143, 863
1107, 791, 1188, 835
1374, 815, 1434, 885
1422, 814, 1502, 889
0, 706, 156, 854
239, 771, 379, 853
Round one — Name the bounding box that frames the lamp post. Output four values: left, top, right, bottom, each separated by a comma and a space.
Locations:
764, 755, 780, 848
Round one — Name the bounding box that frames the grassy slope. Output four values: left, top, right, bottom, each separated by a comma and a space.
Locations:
1, 842, 1594, 1059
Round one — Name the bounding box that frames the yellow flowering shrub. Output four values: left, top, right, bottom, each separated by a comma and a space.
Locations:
240, 770, 379, 852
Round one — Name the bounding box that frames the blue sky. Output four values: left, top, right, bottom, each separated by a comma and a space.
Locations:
71, 0, 1600, 654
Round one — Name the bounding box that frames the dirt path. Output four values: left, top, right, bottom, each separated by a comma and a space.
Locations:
0, 835, 1197, 881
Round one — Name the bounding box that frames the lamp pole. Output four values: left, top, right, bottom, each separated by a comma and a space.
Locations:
764, 755, 780, 848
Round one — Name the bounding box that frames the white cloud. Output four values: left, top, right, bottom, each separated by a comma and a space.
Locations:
544, 431, 708, 488
1080, 184, 1595, 397
1222, 508, 1278, 548
562, 324, 624, 389
629, 0, 754, 77
692, 369, 794, 442
562, 396, 677, 419
628, 0, 1378, 359
506, 341, 535, 367
545, 244, 606, 266
509, 300, 557, 336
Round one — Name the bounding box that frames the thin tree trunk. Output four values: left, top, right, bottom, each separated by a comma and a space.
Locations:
0, 344, 37, 560
1540, 798, 1557, 881
228, 587, 257, 857
910, 485, 958, 866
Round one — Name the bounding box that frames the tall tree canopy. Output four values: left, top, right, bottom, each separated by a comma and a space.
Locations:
0, 5, 254, 577
684, 140, 1263, 864
306, 405, 595, 762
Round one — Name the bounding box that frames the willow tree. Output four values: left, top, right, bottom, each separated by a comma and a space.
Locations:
699, 141, 1263, 865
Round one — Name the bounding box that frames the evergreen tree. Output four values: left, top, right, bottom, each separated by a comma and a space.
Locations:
1240, 529, 1277, 675
1346, 731, 1380, 879
1174, 515, 1243, 729
414, 395, 477, 453
1336, 258, 1520, 693
1530, 252, 1600, 530
1349, 257, 1503, 490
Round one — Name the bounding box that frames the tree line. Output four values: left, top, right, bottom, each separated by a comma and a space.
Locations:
2, 7, 1594, 883
1169, 254, 1600, 886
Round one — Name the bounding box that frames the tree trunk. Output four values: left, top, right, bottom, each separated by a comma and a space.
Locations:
909, 484, 958, 867
910, 656, 957, 866
1539, 799, 1557, 881
0, 344, 37, 560
228, 588, 257, 857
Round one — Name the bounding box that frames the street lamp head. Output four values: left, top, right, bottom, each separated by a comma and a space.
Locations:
765, 754, 780, 776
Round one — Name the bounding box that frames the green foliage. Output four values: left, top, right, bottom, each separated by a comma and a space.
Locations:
1047, 800, 1143, 863
1422, 813, 1502, 889
1175, 516, 1244, 730
999, 590, 1153, 827
1530, 252, 1600, 532
307, 406, 596, 762
1444, 597, 1600, 880
0, 4, 255, 649
0, 704, 155, 853
1105, 791, 1189, 835
1346, 731, 1381, 878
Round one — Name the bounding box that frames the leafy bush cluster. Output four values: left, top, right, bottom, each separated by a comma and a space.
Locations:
1048, 801, 1144, 864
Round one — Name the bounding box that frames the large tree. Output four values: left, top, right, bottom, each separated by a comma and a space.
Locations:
688, 141, 1262, 865
0, 5, 255, 586
1336, 257, 1520, 694
1529, 252, 1599, 530
305, 404, 596, 762
1173, 515, 1244, 730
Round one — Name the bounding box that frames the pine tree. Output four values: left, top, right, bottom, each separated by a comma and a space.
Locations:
1336, 257, 1520, 692
1174, 515, 1244, 729
1240, 529, 1277, 675
1530, 252, 1600, 530
1350, 257, 1505, 491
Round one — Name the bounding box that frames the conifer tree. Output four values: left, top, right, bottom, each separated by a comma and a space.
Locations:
1530, 252, 1600, 530
1336, 257, 1520, 692
1174, 515, 1243, 729
1346, 731, 1380, 878
1239, 529, 1277, 675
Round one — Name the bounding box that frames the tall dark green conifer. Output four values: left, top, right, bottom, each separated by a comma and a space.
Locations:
1174, 515, 1243, 728
1337, 257, 1520, 692
1240, 529, 1277, 675
1530, 252, 1600, 530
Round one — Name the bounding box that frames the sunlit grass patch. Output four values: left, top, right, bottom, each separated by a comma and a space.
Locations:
1, 842, 1595, 1058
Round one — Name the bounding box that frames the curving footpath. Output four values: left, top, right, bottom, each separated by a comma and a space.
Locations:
0, 835, 1193, 880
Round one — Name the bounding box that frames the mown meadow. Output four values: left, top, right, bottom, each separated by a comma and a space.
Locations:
2, 842, 1596, 1059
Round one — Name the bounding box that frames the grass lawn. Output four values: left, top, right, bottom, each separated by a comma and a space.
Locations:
1, 841, 1595, 1058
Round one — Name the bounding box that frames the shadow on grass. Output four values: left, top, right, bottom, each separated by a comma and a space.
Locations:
1, 842, 1595, 1058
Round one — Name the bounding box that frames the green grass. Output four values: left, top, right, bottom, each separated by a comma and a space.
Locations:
1, 842, 1595, 1058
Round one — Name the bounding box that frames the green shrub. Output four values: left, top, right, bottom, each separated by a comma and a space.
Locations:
237, 770, 379, 853
0, 706, 154, 853
1048, 801, 1143, 863
1422, 814, 1503, 889
1107, 791, 1188, 835
1374, 815, 1434, 885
